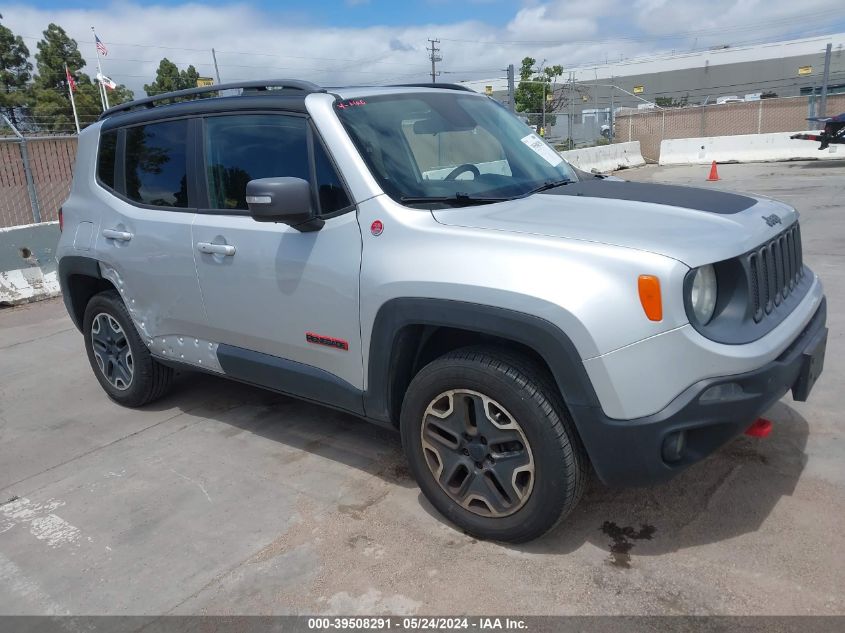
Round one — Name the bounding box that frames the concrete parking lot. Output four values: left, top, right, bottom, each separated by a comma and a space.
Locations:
1, 161, 843, 616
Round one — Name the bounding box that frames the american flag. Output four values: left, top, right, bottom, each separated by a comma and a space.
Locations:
95, 34, 108, 56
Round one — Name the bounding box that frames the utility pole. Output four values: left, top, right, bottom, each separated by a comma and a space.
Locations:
593, 68, 600, 139
506, 64, 515, 112
568, 72, 574, 148
427, 39, 441, 83
542, 82, 546, 136
819, 42, 832, 125
533, 60, 547, 135
211, 48, 222, 84
609, 77, 615, 141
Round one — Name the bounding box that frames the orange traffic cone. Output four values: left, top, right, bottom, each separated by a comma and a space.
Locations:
707, 161, 720, 181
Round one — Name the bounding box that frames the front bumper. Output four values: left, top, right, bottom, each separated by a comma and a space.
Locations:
572, 297, 827, 487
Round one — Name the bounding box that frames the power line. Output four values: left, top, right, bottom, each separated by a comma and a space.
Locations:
16, 34, 424, 67
14, 23, 843, 93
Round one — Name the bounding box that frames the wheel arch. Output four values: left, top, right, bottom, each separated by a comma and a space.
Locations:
363, 298, 602, 429
58, 256, 117, 331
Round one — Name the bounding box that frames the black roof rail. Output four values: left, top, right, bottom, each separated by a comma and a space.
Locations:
99, 79, 324, 120
390, 83, 476, 92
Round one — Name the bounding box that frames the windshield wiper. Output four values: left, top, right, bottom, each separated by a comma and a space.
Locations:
400, 193, 507, 207
523, 179, 573, 196
400, 181, 572, 207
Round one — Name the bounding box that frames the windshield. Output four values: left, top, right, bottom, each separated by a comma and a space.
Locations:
334, 92, 576, 204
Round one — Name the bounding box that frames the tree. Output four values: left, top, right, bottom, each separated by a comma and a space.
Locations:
182, 65, 201, 91
144, 58, 182, 95
31, 23, 92, 132
654, 95, 689, 108
29, 23, 132, 133
0, 13, 33, 128
514, 57, 586, 130
144, 59, 205, 98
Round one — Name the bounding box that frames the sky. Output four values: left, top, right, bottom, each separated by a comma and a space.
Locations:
2, 0, 845, 98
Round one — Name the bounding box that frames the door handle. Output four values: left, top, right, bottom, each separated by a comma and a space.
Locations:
102, 228, 133, 241
196, 242, 236, 256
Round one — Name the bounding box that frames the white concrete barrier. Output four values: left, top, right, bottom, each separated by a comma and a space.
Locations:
559, 141, 646, 174
659, 131, 844, 165
0, 222, 61, 306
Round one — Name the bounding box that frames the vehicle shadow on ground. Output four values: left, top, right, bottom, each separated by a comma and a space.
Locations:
147, 369, 415, 489
517, 400, 809, 558
150, 371, 808, 557
415, 401, 809, 558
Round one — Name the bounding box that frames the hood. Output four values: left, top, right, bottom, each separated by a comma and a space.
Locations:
431, 179, 797, 268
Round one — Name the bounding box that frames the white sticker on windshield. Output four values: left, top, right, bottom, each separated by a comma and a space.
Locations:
520, 133, 563, 167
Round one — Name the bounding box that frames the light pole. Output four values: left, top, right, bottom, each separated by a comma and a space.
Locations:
533, 60, 547, 136
542, 82, 546, 135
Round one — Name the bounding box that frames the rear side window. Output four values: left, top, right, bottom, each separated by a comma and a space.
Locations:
124, 120, 189, 208
97, 130, 117, 190
203, 114, 351, 214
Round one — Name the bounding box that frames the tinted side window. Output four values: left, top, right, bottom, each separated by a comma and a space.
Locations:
125, 120, 189, 208
97, 130, 117, 190
314, 139, 352, 214
204, 115, 309, 211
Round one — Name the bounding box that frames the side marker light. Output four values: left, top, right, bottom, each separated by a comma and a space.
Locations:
638, 275, 662, 321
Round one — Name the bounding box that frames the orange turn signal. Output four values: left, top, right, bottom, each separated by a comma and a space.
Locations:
638, 275, 663, 321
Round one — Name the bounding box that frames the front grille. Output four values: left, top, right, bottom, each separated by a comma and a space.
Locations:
748, 223, 804, 323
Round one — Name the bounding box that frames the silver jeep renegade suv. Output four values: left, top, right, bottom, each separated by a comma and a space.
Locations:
57, 80, 828, 543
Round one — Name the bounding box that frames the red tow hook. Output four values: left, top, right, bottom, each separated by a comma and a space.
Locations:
745, 418, 773, 438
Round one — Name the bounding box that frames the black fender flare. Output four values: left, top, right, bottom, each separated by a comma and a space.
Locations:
58, 255, 104, 331
362, 298, 602, 426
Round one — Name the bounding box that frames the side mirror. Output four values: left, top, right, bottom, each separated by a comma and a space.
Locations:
246, 177, 324, 232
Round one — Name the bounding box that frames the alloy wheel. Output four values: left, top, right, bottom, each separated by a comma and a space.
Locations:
420, 389, 535, 517
90, 312, 134, 391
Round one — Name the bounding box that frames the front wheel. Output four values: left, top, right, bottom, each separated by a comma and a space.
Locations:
400, 347, 588, 543
83, 290, 173, 407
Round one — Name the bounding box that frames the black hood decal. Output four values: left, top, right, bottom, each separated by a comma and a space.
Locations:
543, 179, 757, 214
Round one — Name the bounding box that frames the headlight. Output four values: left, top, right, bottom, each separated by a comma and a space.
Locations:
690, 265, 718, 324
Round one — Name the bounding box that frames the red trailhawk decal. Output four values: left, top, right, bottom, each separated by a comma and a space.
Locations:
305, 332, 349, 351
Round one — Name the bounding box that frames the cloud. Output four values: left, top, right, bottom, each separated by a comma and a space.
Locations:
506, 6, 599, 42
0, 0, 840, 97
632, 0, 839, 35
389, 38, 416, 52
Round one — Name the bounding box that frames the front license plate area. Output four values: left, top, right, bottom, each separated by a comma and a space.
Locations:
792, 328, 827, 401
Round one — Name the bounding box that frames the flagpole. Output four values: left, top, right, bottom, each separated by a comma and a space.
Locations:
66, 65, 80, 134
91, 26, 109, 110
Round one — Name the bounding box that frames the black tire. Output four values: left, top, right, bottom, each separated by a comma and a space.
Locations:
400, 346, 588, 543
83, 290, 173, 407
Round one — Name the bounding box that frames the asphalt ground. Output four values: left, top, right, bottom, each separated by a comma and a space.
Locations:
0, 160, 842, 616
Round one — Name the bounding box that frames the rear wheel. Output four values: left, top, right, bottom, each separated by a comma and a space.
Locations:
401, 346, 587, 543
83, 290, 173, 407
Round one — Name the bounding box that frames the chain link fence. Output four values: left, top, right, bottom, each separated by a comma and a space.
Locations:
0, 130, 76, 229
613, 93, 845, 162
